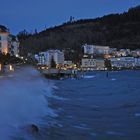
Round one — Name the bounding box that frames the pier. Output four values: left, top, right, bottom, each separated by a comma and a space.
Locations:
41, 68, 81, 80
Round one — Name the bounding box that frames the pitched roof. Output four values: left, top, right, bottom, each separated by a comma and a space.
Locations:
0, 25, 9, 32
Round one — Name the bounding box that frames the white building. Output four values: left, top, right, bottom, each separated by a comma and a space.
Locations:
53, 50, 64, 65
10, 35, 20, 56
82, 44, 110, 55
81, 59, 96, 68
64, 61, 73, 66
135, 58, 140, 67
35, 50, 64, 66
95, 46, 110, 55
0, 25, 10, 54
96, 59, 105, 70
110, 57, 135, 68
0, 25, 19, 56
115, 49, 130, 57
81, 58, 105, 70
131, 50, 140, 57
35, 52, 46, 65
83, 44, 94, 54
109, 48, 117, 54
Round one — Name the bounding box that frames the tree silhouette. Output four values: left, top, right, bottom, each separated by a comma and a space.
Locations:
104, 59, 112, 70
50, 56, 56, 68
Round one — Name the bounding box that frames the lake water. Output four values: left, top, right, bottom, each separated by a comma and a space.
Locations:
45, 70, 140, 140
0, 67, 140, 140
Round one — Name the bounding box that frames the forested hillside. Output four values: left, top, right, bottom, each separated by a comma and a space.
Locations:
18, 5, 140, 60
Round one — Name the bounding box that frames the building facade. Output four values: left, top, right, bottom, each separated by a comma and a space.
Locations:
110, 57, 135, 68
81, 58, 105, 70
53, 50, 64, 65
0, 25, 19, 56
94, 46, 110, 55
0, 25, 10, 54
35, 50, 64, 66
131, 50, 140, 57
83, 44, 94, 54
135, 58, 140, 67
83, 44, 110, 55
115, 49, 130, 57
10, 36, 20, 56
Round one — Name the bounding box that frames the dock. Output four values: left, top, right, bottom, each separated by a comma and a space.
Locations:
41, 68, 82, 80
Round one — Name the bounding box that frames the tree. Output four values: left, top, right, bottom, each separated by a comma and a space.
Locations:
104, 59, 112, 70
50, 56, 56, 68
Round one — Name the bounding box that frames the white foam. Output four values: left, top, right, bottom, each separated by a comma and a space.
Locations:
72, 124, 90, 130
52, 85, 59, 90
84, 75, 95, 79
106, 131, 124, 136
0, 66, 56, 139
111, 78, 116, 81
135, 113, 140, 117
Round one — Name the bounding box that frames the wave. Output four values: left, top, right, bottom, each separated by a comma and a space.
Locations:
84, 75, 96, 79
0, 66, 56, 140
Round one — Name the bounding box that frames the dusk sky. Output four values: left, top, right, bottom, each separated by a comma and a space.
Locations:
0, 0, 140, 35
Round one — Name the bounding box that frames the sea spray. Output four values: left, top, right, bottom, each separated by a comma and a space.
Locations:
0, 66, 56, 140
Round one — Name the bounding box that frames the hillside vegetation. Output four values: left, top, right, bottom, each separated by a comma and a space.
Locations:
18, 5, 140, 60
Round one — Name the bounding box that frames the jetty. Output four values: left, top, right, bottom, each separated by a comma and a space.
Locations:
40, 68, 82, 80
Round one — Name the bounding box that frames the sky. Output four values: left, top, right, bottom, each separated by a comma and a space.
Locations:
0, 0, 140, 35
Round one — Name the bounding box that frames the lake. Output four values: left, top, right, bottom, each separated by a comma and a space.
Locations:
0, 67, 140, 140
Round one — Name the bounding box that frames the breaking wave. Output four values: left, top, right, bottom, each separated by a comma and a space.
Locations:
0, 66, 55, 140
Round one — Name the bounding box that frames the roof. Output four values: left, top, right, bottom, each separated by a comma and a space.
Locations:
0, 25, 9, 32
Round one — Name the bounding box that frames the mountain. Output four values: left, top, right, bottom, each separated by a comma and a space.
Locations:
18, 5, 140, 60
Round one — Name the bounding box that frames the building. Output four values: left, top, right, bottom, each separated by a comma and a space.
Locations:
64, 61, 73, 66
10, 35, 20, 56
135, 58, 140, 67
83, 44, 94, 54
81, 58, 96, 69
82, 44, 110, 55
94, 46, 110, 55
35, 50, 64, 66
0, 25, 10, 54
110, 57, 135, 68
96, 59, 105, 70
131, 50, 140, 57
35, 52, 46, 65
81, 58, 105, 70
109, 48, 117, 54
53, 50, 64, 65
115, 49, 130, 57
0, 25, 19, 56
